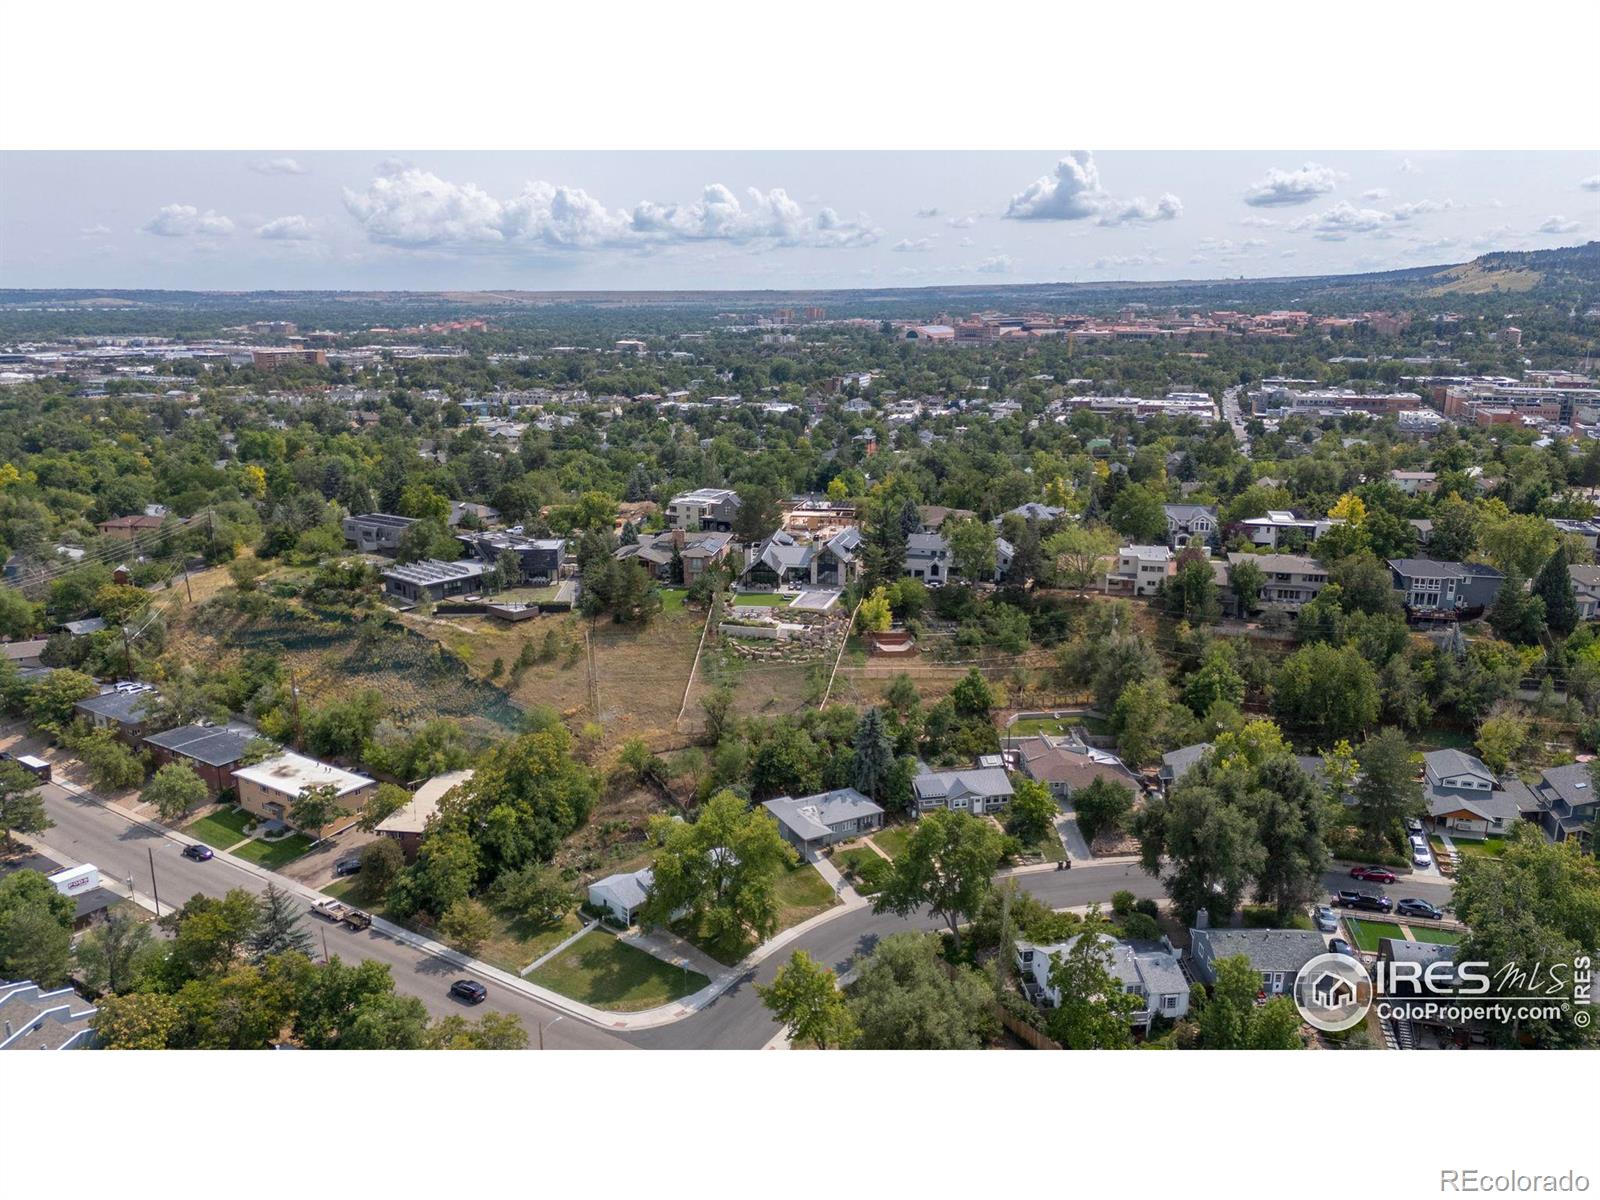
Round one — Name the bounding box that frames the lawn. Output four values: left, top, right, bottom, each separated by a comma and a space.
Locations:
774, 861, 838, 927
527, 929, 708, 1011
477, 911, 585, 974
1408, 926, 1462, 945
232, 832, 316, 870
830, 846, 886, 894
657, 588, 688, 613
183, 806, 254, 849
320, 877, 362, 902
1449, 835, 1508, 859
871, 825, 913, 859
728, 592, 789, 606
1242, 905, 1312, 930
1014, 830, 1067, 863
1345, 917, 1404, 953
1007, 714, 1110, 738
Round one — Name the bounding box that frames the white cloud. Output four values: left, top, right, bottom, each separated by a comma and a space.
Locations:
891, 237, 934, 252
1399, 158, 1422, 174
252, 157, 308, 176
1193, 237, 1268, 259
1391, 198, 1456, 221
1239, 215, 1278, 228
1004, 151, 1181, 226
1091, 253, 1162, 270
256, 215, 316, 241
1289, 201, 1392, 240
1243, 162, 1339, 207
1360, 188, 1390, 201
343, 164, 878, 252
79, 224, 111, 237
1582, 176, 1600, 192
975, 254, 1013, 274
915, 206, 941, 218
1538, 215, 1581, 234
142, 204, 235, 238
946, 213, 976, 228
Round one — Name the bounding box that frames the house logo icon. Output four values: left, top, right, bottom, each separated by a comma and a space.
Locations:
1293, 953, 1373, 1032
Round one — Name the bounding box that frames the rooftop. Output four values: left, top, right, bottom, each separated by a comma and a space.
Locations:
233, 751, 373, 799
376, 769, 474, 836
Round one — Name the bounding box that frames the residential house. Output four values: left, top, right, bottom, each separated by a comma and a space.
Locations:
1107, 545, 1173, 597
904, 531, 954, 583
1015, 935, 1190, 1030
448, 500, 501, 528
666, 487, 742, 532
1387, 558, 1504, 614
1010, 734, 1141, 801
780, 496, 859, 536
379, 558, 487, 603
1389, 470, 1438, 495
1550, 518, 1600, 555
1001, 502, 1066, 525
0, 981, 97, 1051
917, 505, 976, 533
1571, 565, 1600, 621
1237, 510, 1334, 550
232, 751, 378, 838
342, 512, 416, 554
458, 531, 567, 581
615, 530, 732, 584
763, 787, 885, 852
1187, 927, 1329, 996
588, 867, 655, 927
742, 527, 864, 590
375, 769, 473, 859
1158, 742, 1213, 794
1227, 552, 1328, 613
96, 513, 165, 541
73, 685, 164, 744
912, 758, 1014, 816
0, 638, 48, 669
1523, 763, 1598, 847
60, 617, 107, 638
142, 722, 259, 796
1422, 749, 1531, 839
1163, 503, 1217, 549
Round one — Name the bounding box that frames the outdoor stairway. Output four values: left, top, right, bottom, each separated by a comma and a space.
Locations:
1382, 1018, 1401, 1050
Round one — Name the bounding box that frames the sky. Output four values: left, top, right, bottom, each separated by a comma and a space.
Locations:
2, 150, 1597, 292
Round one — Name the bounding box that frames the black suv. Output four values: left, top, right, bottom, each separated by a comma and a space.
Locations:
1396, 898, 1443, 920
1334, 889, 1392, 912
333, 856, 363, 877
449, 979, 488, 1005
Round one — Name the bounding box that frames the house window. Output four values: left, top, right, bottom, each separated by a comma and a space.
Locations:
1162, 994, 1179, 1011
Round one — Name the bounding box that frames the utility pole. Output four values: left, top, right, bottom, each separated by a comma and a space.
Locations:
322, 927, 330, 964
182, 563, 193, 603
206, 506, 216, 557
288, 667, 303, 749
121, 625, 133, 682
147, 846, 162, 918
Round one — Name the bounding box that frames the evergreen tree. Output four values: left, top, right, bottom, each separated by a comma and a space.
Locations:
851, 707, 895, 802
248, 883, 314, 963
1533, 543, 1579, 637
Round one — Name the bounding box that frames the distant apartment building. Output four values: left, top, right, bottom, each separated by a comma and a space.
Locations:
666, 488, 742, 533
251, 347, 327, 370
1249, 386, 1420, 418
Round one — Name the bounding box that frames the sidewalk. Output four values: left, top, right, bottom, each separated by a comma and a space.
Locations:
618, 927, 727, 979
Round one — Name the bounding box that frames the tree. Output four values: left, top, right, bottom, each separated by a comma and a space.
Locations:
1108, 482, 1167, 544
872, 809, 1004, 955
355, 836, 405, 902
1430, 496, 1481, 562
950, 668, 994, 718
425, 1011, 530, 1049
1044, 525, 1117, 593
143, 761, 208, 822
1272, 642, 1379, 745
756, 950, 859, 1049
490, 862, 578, 925
357, 782, 410, 833
249, 883, 314, 962
1533, 543, 1579, 637
0, 761, 48, 849
1226, 557, 1266, 617
1480, 512, 1557, 579
1352, 727, 1423, 857
1111, 677, 1186, 767
855, 586, 892, 634
1249, 755, 1330, 924
1182, 644, 1245, 716
641, 790, 796, 957
75, 907, 157, 995
439, 898, 494, 956
0, 870, 74, 986
1475, 710, 1529, 774
846, 932, 998, 1049
851, 707, 895, 802
1005, 776, 1059, 845
945, 517, 996, 584
0, 585, 42, 639
1132, 778, 1263, 928
1486, 575, 1546, 645
164, 888, 263, 982
292, 956, 399, 1049
1073, 776, 1135, 844
289, 782, 345, 836
1044, 929, 1142, 1049
94, 991, 182, 1049
74, 729, 146, 791
1195, 954, 1303, 1049
1165, 555, 1219, 622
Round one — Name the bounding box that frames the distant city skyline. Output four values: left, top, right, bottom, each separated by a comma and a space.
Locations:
2, 150, 1596, 291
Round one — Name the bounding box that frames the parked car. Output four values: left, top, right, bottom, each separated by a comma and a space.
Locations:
1397, 898, 1443, 921
1334, 889, 1392, 912
1313, 905, 1339, 933
1350, 865, 1398, 883
1410, 846, 1432, 869
450, 979, 488, 1005
181, 844, 214, 862
1406, 818, 1424, 834
1329, 938, 1355, 957
333, 856, 363, 877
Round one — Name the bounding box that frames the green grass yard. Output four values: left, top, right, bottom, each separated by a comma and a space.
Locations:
1448, 835, 1508, 859
656, 588, 688, 613
232, 832, 315, 870
527, 929, 708, 1011
830, 845, 886, 894
182, 806, 253, 848
1407, 925, 1462, 945
1345, 917, 1404, 953
871, 825, 913, 859
728, 592, 789, 606
1006, 714, 1110, 738
477, 911, 585, 974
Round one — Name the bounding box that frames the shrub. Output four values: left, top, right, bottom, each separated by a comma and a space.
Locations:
1110, 889, 1136, 917
1121, 912, 1161, 941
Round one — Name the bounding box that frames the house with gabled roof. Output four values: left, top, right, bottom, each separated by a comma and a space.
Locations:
1422, 748, 1532, 839
742, 527, 863, 590
912, 758, 1014, 816
1524, 762, 1598, 848
588, 867, 655, 927
1015, 934, 1190, 1030
1188, 927, 1328, 996
1163, 503, 1217, 549
763, 787, 884, 852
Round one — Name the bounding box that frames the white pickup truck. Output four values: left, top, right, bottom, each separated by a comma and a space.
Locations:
310, 898, 372, 930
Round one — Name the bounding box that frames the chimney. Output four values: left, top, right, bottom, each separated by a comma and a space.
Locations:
671, 528, 684, 550
1194, 909, 1210, 931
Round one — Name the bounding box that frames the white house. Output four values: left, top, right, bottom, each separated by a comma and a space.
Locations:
587, 867, 655, 927
1015, 934, 1190, 1030
1108, 545, 1174, 596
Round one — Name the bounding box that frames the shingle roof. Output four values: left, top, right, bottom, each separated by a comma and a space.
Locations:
74, 687, 161, 726
588, 867, 654, 912
764, 788, 883, 842
143, 722, 259, 768
913, 765, 1014, 803
1191, 928, 1328, 973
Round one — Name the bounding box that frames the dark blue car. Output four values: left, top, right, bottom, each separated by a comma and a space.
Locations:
182, 844, 214, 862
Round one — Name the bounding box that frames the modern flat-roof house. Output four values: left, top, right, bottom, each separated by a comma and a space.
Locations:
0, 981, 97, 1051
1387, 558, 1504, 615
1016, 935, 1190, 1030
457, 531, 567, 581
379, 558, 486, 603
1226, 552, 1328, 613
588, 866, 655, 927
142, 722, 259, 796
912, 758, 1014, 816
375, 768, 473, 858
666, 487, 742, 532
742, 527, 864, 590
73, 685, 164, 744
1010, 734, 1140, 802
232, 751, 378, 839
1237, 510, 1335, 549
342, 512, 416, 554
1107, 545, 1173, 597
763, 787, 884, 852
1163, 503, 1217, 549
615, 530, 732, 584
1188, 927, 1329, 996
1549, 518, 1600, 554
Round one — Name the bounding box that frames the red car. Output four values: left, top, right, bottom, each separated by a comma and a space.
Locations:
1350, 865, 1397, 883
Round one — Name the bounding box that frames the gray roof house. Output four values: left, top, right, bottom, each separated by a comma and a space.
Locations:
1570, 565, 1600, 621
74, 685, 164, 741
1523, 762, 1598, 846
0, 981, 97, 1051
1016, 934, 1190, 1029
1223, 552, 1328, 613
763, 787, 884, 851
913, 758, 1015, 815
1422, 748, 1528, 839
1159, 742, 1212, 793
1164, 503, 1218, 549
1188, 927, 1329, 995
615, 530, 732, 583
587, 867, 655, 927
342, 512, 416, 554
379, 558, 486, 603
742, 527, 864, 590
1387, 558, 1505, 614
